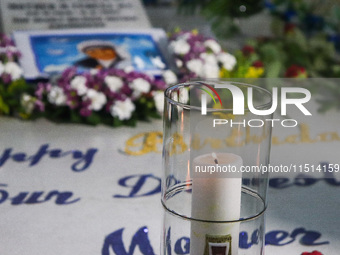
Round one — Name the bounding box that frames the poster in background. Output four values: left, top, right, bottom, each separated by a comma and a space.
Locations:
13, 28, 171, 79
0, 0, 150, 34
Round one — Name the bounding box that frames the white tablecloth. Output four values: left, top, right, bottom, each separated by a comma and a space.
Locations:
0, 99, 339, 255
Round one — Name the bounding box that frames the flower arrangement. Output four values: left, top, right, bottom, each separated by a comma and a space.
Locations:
26, 29, 254, 127
1, 29, 263, 127
29, 68, 169, 127
1, 30, 263, 127
2, 27, 340, 126
168, 29, 264, 81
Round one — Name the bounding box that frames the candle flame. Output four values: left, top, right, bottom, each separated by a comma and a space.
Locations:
212, 152, 219, 164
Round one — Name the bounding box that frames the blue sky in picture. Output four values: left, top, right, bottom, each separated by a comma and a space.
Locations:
29, 33, 167, 74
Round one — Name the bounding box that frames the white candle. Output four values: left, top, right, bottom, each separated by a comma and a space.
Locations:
190, 153, 242, 255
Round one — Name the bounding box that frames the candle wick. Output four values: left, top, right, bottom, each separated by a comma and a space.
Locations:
212, 152, 219, 164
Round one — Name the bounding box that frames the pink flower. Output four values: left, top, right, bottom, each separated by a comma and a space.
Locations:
35, 100, 45, 112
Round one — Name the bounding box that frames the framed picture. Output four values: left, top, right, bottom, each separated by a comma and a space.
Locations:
13, 28, 172, 79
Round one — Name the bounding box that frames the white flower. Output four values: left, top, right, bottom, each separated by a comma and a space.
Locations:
70, 76, 88, 96
177, 32, 191, 41
48, 86, 67, 106
90, 69, 99, 75
20, 93, 35, 114
151, 56, 166, 69
217, 52, 237, 71
200, 53, 218, 65
170, 39, 190, 55
7, 46, 19, 52
110, 98, 135, 120
171, 92, 178, 102
0, 62, 4, 76
163, 70, 178, 85
179, 87, 189, 104
85, 89, 107, 111
202, 62, 220, 79
129, 78, 151, 98
176, 58, 183, 68
105, 76, 124, 92
186, 59, 203, 76
204, 39, 222, 54
152, 91, 164, 114
4, 62, 23, 80
124, 65, 135, 73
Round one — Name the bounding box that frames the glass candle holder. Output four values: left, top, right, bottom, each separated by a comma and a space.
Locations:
161, 80, 273, 255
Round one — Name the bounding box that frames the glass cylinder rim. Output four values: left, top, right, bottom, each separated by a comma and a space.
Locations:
164, 81, 273, 112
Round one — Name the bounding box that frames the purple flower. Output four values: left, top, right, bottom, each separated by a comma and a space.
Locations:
0, 34, 15, 47
106, 68, 126, 78
179, 72, 197, 83
66, 92, 80, 109
35, 100, 45, 112
153, 79, 168, 90
120, 83, 133, 97
125, 71, 147, 82
59, 67, 77, 86
35, 82, 52, 99
80, 107, 92, 117
1, 73, 11, 84
79, 99, 92, 117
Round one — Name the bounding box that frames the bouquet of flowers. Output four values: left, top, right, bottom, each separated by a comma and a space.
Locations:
19, 29, 256, 127
2, 29, 264, 127
168, 29, 264, 81
28, 68, 171, 127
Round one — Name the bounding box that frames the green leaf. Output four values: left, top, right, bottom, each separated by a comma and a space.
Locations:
332, 65, 340, 77
0, 95, 10, 115
7, 79, 28, 95
334, 5, 340, 20
113, 117, 123, 127
125, 118, 137, 127
86, 112, 101, 125
148, 111, 161, 119
265, 61, 282, 78
259, 43, 283, 63
288, 29, 307, 49
270, 18, 285, 37
70, 110, 82, 123
312, 57, 327, 73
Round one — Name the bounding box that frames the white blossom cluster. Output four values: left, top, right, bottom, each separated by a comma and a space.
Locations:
169, 33, 237, 79
45, 71, 167, 122
0, 61, 23, 80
